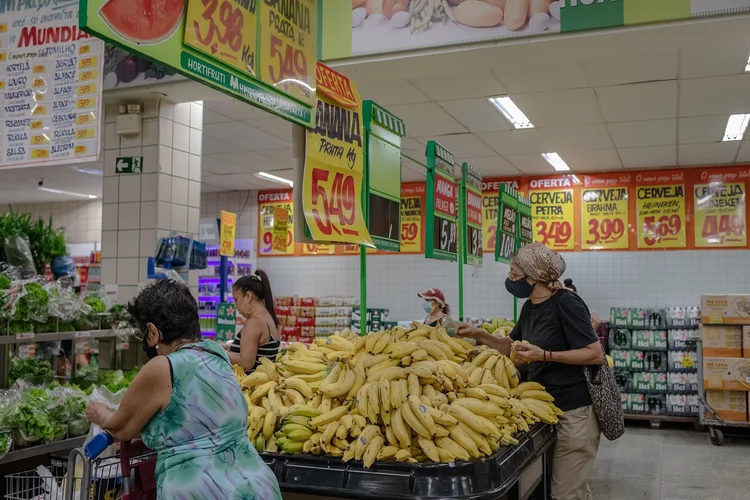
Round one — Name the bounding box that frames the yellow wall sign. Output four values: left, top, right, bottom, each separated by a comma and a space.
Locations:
184, 0, 258, 78
259, 0, 317, 105
636, 182, 686, 249
694, 182, 746, 248
220, 210, 237, 256
529, 178, 576, 251
272, 206, 290, 252
258, 190, 294, 256
581, 186, 629, 250
303, 63, 373, 247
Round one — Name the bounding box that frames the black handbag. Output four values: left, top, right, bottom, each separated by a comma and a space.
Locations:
584, 361, 625, 441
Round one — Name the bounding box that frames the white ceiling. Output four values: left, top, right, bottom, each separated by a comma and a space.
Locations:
3, 13, 750, 204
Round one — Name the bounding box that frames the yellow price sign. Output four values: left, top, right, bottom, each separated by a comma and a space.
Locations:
34, 93, 44, 102
581, 184, 630, 250
32, 65, 45, 73
693, 178, 746, 248
79, 44, 91, 55
258, 191, 294, 256
78, 56, 97, 69
0, 23, 7, 33
75, 145, 87, 155
32, 148, 50, 159
78, 70, 98, 82
0, 81, 5, 90
400, 184, 425, 254
184, 0, 258, 77
76, 128, 95, 140
259, 0, 316, 105
31, 135, 50, 145
30, 121, 43, 130
76, 113, 95, 126
636, 183, 687, 249
272, 207, 290, 252
78, 83, 97, 96
529, 184, 576, 251
76, 98, 93, 109
219, 210, 237, 257
32, 77, 45, 88
302, 243, 335, 255
31, 105, 46, 115
0, 53, 6, 62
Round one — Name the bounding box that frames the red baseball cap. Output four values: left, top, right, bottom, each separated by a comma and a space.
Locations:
418, 288, 445, 306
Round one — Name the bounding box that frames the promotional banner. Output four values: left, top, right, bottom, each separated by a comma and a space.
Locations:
482, 178, 525, 254
495, 184, 519, 265
1, 0, 104, 168
258, 190, 294, 256
463, 162, 483, 266
693, 169, 746, 248
425, 141, 458, 261
581, 173, 631, 250
272, 207, 290, 252
220, 211, 237, 257
80, 0, 316, 126
400, 182, 425, 254
216, 302, 237, 342
324, 0, 750, 59
635, 171, 687, 249
529, 176, 576, 251
303, 63, 373, 247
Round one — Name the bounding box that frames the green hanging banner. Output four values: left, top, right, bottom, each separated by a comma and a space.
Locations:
462, 162, 483, 267
518, 193, 533, 248
364, 101, 406, 252
495, 184, 519, 264
425, 141, 458, 262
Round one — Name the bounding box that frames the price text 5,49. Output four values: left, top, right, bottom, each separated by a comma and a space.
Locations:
311, 168, 357, 237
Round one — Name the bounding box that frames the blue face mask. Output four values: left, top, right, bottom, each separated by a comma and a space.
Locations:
423, 301, 434, 314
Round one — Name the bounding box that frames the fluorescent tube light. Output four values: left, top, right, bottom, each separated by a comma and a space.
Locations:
37, 187, 98, 199
723, 114, 750, 141
745, 55, 750, 72
256, 172, 293, 186
74, 167, 103, 176
542, 153, 570, 171
488, 96, 534, 129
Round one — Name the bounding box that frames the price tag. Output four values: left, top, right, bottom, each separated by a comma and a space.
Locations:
220, 210, 237, 257
116, 342, 130, 351
530, 182, 575, 250
636, 183, 686, 248
694, 181, 746, 248
76, 128, 95, 140
78, 56, 97, 69
75, 331, 91, 338
399, 184, 424, 254
259, 0, 316, 105
16, 332, 34, 340
272, 207, 289, 252
184, 0, 258, 77
581, 185, 629, 250
78, 70, 98, 82
433, 216, 458, 255
258, 191, 294, 256
18, 345, 35, 358
467, 225, 482, 263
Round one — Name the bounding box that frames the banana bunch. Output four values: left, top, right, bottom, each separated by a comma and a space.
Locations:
480, 318, 516, 337
234, 325, 563, 468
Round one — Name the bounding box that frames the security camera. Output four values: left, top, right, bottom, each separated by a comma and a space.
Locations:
38, 179, 44, 187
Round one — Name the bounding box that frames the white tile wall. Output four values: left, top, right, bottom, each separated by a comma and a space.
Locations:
8, 200, 102, 245
201, 189, 750, 323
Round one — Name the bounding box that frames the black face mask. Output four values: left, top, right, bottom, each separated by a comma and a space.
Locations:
505, 277, 535, 299
142, 340, 159, 359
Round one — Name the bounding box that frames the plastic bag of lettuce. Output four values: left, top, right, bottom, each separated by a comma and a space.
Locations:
5, 384, 65, 447
49, 385, 90, 437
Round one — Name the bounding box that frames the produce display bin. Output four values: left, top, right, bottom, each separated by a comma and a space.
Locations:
261, 424, 555, 500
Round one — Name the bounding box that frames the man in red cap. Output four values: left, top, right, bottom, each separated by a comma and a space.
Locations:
418, 288, 451, 327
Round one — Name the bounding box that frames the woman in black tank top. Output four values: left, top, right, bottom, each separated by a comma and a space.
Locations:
227, 271, 281, 374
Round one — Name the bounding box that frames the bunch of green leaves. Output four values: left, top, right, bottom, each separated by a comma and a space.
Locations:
13, 282, 49, 321
0, 433, 9, 452
0, 209, 67, 273
9, 357, 53, 385
0, 275, 10, 290
72, 359, 99, 389
9, 320, 32, 335
84, 296, 106, 314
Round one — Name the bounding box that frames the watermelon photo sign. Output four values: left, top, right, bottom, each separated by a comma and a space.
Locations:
80, 0, 318, 127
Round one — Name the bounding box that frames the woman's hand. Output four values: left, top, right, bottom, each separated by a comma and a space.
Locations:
455, 324, 490, 343
514, 342, 546, 363
85, 401, 111, 426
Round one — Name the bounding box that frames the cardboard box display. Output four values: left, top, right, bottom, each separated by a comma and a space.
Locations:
700, 326, 742, 357
705, 390, 748, 422
701, 294, 750, 325
744, 326, 750, 359
703, 357, 750, 391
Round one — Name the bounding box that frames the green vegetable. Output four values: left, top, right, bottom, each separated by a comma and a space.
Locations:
9, 320, 32, 335
13, 282, 49, 321
84, 296, 106, 314
0, 433, 9, 452
109, 304, 126, 313
9, 357, 53, 385
0, 275, 10, 290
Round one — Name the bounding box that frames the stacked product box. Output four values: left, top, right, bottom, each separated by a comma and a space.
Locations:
700, 294, 750, 423
316, 297, 360, 337
352, 307, 390, 333
275, 296, 360, 343
610, 307, 701, 417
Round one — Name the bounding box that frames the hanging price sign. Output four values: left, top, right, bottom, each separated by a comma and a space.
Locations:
636, 172, 687, 249
463, 163, 483, 266
302, 243, 335, 255
518, 194, 533, 247
495, 183, 519, 264
272, 206, 289, 251
259, 0, 317, 105
303, 63, 373, 247
184, 0, 258, 77
426, 141, 458, 261
481, 179, 523, 254
258, 190, 294, 256
693, 169, 746, 248
529, 177, 576, 250
581, 174, 631, 250
400, 183, 425, 254
219, 210, 237, 257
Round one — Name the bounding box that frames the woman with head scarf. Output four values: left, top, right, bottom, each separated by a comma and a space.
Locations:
457, 243, 603, 500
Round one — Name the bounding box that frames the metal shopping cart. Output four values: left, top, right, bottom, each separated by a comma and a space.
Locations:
4, 433, 156, 500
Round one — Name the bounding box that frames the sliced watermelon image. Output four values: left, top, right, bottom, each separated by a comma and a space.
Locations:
99, 0, 186, 45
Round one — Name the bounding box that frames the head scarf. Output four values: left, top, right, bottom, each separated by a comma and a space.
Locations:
511, 243, 566, 291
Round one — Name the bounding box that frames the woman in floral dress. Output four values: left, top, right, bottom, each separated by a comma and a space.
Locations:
86, 280, 281, 499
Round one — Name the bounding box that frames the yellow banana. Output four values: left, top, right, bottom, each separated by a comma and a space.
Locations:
424, 405, 459, 426
377, 445, 399, 461
285, 359, 328, 375
452, 398, 504, 418
391, 407, 412, 449
363, 435, 385, 467
355, 425, 381, 460
384, 424, 398, 447
284, 377, 313, 399
394, 448, 412, 462
372, 333, 392, 354
515, 381, 546, 397
386, 341, 420, 359
408, 396, 437, 437
503, 356, 520, 389
241, 371, 269, 388
310, 404, 350, 429
465, 387, 490, 401
478, 383, 510, 398
520, 390, 555, 402
262, 411, 277, 442
447, 424, 481, 458
321, 421, 340, 444
468, 368, 485, 387
322, 367, 355, 399
407, 373, 421, 397
346, 363, 367, 401
356, 384, 370, 420
380, 378, 392, 425
365, 331, 385, 352
401, 398, 432, 439
435, 436, 471, 461
483, 354, 500, 371
250, 381, 278, 403
417, 438, 440, 462
440, 404, 494, 436
367, 381, 380, 424
283, 388, 306, 406
457, 421, 492, 455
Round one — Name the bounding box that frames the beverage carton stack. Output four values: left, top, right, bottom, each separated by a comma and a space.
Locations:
275, 296, 360, 343
700, 295, 750, 424
610, 307, 701, 419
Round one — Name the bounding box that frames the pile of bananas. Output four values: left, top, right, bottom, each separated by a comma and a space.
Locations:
234, 325, 562, 466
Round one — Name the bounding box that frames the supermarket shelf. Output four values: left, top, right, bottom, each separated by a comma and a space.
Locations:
0, 436, 86, 465
625, 413, 700, 430
0, 330, 121, 345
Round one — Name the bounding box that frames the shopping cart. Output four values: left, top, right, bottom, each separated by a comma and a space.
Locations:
4, 433, 156, 500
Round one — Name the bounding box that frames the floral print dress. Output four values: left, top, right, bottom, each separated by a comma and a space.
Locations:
141, 340, 281, 500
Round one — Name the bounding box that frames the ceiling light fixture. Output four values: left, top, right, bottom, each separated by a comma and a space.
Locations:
256, 172, 293, 187
542, 152, 570, 171
723, 114, 750, 141
745, 55, 750, 72
488, 96, 534, 129
37, 187, 98, 199
74, 167, 103, 176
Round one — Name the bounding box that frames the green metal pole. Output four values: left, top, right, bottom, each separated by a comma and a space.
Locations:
514, 298, 518, 322
360, 246, 366, 334
458, 179, 465, 321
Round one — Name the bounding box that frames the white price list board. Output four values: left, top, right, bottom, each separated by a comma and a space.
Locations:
0, 1, 104, 168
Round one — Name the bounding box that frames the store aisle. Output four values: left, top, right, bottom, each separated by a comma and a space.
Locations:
590, 427, 750, 500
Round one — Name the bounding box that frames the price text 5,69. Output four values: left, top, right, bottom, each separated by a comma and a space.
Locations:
311, 168, 357, 237
642, 215, 681, 246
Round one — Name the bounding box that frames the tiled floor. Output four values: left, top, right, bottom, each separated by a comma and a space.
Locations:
590, 425, 750, 500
